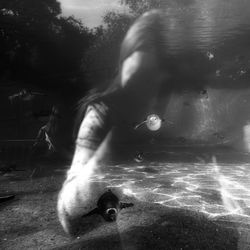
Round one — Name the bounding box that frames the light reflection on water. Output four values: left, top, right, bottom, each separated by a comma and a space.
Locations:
90, 159, 250, 223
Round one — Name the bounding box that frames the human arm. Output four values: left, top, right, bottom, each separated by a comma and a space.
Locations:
57, 103, 115, 235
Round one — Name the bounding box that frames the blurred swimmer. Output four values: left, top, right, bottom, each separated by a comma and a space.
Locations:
57, 10, 175, 236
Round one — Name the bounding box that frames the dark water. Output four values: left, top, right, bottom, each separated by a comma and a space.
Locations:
154, 0, 250, 91
161, 0, 250, 54
127, 0, 250, 149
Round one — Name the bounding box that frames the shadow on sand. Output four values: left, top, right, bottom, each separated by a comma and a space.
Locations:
56, 203, 239, 250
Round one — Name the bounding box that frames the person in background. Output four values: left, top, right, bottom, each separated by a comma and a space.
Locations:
33, 106, 59, 155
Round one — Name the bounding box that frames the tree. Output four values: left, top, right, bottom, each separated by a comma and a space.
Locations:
0, 0, 61, 79
83, 11, 133, 89
121, 0, 195, 16
121, 0, 167, 16
0, 0, 95, 92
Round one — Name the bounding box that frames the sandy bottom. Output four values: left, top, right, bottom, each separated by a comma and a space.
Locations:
1, 148, 250, 249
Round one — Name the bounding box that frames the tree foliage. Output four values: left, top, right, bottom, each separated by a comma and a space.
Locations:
121, 0, 168, 16
121, 0, 194, 16
0, 0, 170, 91
0, 0, 94, 91
84, 11, 133, 89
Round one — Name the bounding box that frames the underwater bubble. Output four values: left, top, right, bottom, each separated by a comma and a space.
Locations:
146, 114, 162, 131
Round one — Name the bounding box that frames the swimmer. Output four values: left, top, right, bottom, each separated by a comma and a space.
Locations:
57, 9, 202, 236
57, 10, 170, 236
